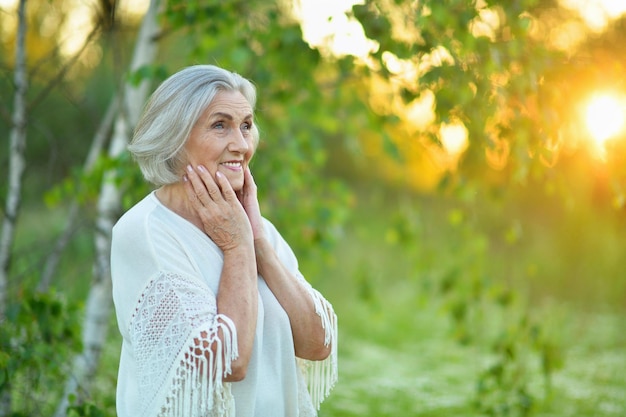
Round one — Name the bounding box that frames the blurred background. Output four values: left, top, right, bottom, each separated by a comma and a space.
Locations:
0, 0, 624, 416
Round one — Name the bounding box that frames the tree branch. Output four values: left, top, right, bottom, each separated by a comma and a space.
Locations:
37, 97, 119, 293
27, 23, 102, 113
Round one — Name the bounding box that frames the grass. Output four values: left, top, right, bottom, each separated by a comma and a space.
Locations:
8, 181, 626, 417
306, 184, 626, 417
320, 304, 625, 417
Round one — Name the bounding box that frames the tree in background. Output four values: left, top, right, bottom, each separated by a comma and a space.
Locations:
1, 1, 28, 413
345, 0, 626, 201
0, 0, 157, 415
53, 1, 163, 415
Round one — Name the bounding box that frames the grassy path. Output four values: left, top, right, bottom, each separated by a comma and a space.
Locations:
319, 299, 625, 417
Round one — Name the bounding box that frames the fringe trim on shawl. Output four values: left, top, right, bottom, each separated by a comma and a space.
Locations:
157, 314, 238, 417
299, 285, 339, 410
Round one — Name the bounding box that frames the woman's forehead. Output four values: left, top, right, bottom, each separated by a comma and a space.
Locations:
205, 90, 253, 116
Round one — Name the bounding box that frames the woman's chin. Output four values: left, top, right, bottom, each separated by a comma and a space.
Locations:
216, 168, 244, 191
228, 178, 244, 192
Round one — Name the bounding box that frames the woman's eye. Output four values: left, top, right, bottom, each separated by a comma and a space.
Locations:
242, 122, 252, 131
213, 121, 224, 129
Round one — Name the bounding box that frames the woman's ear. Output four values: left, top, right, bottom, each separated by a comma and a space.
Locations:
171, 151, 190, 179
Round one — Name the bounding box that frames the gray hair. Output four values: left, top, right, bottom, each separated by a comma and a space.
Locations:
128, 65, 259, 186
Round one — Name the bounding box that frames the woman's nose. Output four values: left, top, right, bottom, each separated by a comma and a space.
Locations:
229, 129, 251, 152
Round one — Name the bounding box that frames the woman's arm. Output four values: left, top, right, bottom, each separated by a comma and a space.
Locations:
238, 167, 332, 361
255, 237, 332, 360
184, 165, 258, 381
215, 243, 257, 381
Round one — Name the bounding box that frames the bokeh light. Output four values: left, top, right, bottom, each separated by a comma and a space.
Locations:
585, 93, 625, 145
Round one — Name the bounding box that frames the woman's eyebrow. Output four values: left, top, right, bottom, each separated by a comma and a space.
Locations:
210, 112, 253, 120
210, 112, 234, 120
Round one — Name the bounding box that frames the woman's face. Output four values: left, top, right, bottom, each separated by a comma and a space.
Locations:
185, 90, 256, 192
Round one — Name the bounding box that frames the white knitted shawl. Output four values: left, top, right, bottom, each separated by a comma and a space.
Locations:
111, 192, 338, 417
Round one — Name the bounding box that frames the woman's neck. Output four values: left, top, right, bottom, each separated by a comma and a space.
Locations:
155, 183, 203, 230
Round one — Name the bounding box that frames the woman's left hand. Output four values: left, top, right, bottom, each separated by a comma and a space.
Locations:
238, 166, 266, 241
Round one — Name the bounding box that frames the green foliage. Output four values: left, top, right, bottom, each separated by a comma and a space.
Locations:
66, 396, 107, 417
434, 207, 564, 416
349, 0, 576, 189
0, 289, 82, 416
369, 192, 565, 417
127, 64, 168, 87
310, 184, 626, 417
44, 151, 150, 214
156, 0, 362, 262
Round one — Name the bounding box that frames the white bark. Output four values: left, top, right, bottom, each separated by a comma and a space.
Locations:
0, 2, 27, 414
0, 0, 27, 319
54, 1, 163, 415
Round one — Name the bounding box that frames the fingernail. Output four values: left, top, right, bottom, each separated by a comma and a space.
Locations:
186, 164, 193, 173
197, 165, 206, 172
215, 171, 223, 178
183, 174, 188, 182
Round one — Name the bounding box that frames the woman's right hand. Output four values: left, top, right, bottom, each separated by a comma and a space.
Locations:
183, 164, 253, 252
183, 165, 258, 382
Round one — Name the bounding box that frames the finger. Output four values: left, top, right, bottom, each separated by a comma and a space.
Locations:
243, 165, 253, 184
183, 170, 206, 210
239, 167, 264, 239
185, 165, 216, 208
214, 171, 238, 202
242, 166, 257, 195
194, 165, 222, 201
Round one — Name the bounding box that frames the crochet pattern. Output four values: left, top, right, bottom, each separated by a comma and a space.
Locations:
130, 272, 238, 417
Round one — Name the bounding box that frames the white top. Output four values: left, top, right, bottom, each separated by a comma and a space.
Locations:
111, 192, 337, 417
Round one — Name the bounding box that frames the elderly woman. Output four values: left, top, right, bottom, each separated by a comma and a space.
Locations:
111, 65, 337, 417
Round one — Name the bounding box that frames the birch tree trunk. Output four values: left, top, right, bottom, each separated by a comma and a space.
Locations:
0, 0, 27, 320
54, 1, 163, 415
0, 1, 28, 413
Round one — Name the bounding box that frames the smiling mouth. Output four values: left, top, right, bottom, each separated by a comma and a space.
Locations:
220, 161, 243, 170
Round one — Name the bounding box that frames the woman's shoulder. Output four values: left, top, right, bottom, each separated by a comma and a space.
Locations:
113, 192, 194, 241
111, 192, 191, 264
113, 192, 159, 235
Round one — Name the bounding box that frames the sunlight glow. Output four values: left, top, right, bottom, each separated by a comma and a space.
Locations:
469, 6, 501, 41
59, 0, 147, 58
440, 122, 469, 157
59, 0, 93, 57
585, 93, 625, 145
119, 1, 150, 18
405, 90, 435, 131
0, 2, 16, 41
560, 0, 626, 31
294, 0, 377, 58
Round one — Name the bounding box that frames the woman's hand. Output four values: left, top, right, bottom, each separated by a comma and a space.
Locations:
183, 164, 259, 381
237, 166, 266, 241
183, 164, 253, 252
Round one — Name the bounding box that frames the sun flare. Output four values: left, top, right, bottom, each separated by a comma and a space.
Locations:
585, 93, 625, 146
